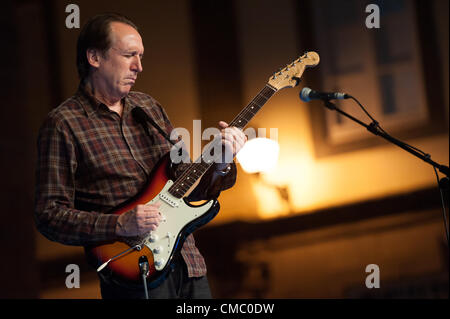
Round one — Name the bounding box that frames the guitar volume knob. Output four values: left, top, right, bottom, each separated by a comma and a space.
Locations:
149, 233, 158, 242
154, 258, 165, 268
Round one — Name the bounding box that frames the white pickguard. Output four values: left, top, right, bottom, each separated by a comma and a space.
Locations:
143, 180, 214, 271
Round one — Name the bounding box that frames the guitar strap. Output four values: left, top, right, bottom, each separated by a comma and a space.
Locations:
132, 107, 178, 146
144, 115, 177, 146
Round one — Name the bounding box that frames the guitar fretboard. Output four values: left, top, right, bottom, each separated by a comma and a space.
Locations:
168, 84, 277, 198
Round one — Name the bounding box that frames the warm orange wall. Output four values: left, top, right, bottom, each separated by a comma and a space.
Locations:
214, 0, 449, 223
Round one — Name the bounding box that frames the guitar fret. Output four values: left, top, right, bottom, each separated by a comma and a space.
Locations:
230, 85, 276, 129
169, 161, 213, 197
169, 84, 277, 198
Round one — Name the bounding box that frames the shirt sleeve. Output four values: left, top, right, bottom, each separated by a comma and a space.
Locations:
34, 116, 119, 246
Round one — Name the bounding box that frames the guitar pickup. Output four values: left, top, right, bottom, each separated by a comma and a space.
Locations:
159, 193, 179, 208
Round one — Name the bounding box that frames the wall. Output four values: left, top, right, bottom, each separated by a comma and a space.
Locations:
0, 0, 447, 299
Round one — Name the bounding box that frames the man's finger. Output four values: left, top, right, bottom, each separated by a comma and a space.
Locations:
222, 128, 246, 148
143, 217, 160, 225
218, 121, 229, 129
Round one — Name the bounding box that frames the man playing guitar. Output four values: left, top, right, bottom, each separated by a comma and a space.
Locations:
34, 13, 246, 299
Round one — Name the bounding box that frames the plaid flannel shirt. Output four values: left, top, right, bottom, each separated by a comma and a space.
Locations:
34, 85, 236, 277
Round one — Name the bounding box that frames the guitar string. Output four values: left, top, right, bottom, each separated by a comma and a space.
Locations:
168, 85, 277, 197
168, 98, 264, 196
170, 85, 278, 196
169, 85, 277, 195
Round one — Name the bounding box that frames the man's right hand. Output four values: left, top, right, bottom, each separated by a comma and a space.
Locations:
115, 203, 162, 237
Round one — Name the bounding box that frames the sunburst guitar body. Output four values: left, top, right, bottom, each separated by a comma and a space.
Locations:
86, 153, 219, 286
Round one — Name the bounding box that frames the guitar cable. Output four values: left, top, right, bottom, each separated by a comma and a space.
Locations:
138, 256, 150, 299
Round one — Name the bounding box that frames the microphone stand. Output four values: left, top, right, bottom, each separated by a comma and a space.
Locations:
321, 100, 449, 179
321, 99, 449, 244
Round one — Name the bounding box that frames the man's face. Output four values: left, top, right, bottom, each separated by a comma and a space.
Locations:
93, 22, 144, 99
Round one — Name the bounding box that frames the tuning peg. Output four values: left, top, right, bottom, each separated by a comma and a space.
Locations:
292, 76, 302, 86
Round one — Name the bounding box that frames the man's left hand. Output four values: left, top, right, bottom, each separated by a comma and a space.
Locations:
216, 121, 247, 170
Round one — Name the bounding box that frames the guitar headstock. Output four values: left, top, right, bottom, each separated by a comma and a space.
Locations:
268, 51, 320, 91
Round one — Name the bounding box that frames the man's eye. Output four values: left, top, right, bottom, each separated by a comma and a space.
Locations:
123, 53, 143, 60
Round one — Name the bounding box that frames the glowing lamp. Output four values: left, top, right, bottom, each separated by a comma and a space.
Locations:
237, 138, 280, 173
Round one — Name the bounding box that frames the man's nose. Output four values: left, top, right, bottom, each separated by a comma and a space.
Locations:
132, 56, 143, 73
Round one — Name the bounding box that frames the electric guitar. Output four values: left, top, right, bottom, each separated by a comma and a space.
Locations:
86, 51, 320, 287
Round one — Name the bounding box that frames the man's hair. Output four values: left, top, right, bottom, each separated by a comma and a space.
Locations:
76, 13, 138, 81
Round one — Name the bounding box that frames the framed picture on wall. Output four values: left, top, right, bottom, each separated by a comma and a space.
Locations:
304, 0, 448, 157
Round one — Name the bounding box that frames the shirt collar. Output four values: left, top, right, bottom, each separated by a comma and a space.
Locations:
75, 83, 134, 118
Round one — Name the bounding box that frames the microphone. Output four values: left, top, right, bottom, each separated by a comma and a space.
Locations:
300, 87, 350, 102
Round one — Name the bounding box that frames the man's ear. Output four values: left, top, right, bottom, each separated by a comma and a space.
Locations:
86, 48, 101, 68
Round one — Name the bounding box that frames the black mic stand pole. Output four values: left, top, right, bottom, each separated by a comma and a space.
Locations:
321, 100, 449, 179
316, 99, 449, 245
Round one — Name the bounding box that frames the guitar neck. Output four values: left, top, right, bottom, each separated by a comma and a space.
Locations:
168, 84, 278, 198
229, 84, 277, 129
